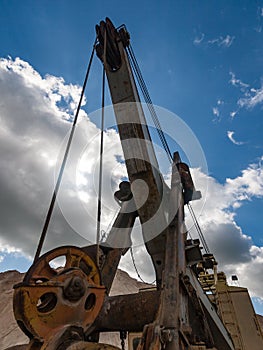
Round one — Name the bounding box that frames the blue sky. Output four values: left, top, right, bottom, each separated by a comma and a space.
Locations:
0, 1, 263, 314
1, 1, 262, 176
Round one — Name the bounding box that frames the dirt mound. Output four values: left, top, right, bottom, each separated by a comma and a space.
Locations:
0, 271, 28, 349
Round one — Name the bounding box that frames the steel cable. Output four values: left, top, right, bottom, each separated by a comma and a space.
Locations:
33, 40, 96, 263
126, 45, 173, 163
127, 49, 172, 161
130, 247, 156, 285
127, 44, 210, 256
187, 203, 210, 253
96, 30, 107, 267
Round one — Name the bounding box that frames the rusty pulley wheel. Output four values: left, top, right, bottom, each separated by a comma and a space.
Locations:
67, 342, 122, 350
13, 246, 105, 345
23, 246, 101, 285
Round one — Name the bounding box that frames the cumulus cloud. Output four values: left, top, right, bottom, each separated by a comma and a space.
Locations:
125, 161, 263, 300
188, 164, 263, 297
0, 57, 124, 258
232, 246, 263, 297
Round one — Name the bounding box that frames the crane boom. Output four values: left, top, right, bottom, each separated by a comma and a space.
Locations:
96, 18, 169, 286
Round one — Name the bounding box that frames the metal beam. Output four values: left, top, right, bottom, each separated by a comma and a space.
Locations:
95, 290, 160, 332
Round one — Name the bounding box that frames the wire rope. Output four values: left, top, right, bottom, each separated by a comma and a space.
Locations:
33, 41, 96, 263
187, 203, 210, 254
126, 45, 173, 163
96, 30, 107, 267
126, 43, 212, 276
130, 247, 156, 285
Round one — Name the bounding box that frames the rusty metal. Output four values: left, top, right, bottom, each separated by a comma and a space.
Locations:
5, 346, 29, 350
96, 18, 124, 71
130, 153, 187, 350
95, 290, 160, 332
63, 276, 86, 301
114, 181, 133, 203
13, 246, 105, 347
100, 191, 137, 294
97, 17, 169, 290
176, 162, 201, 204
136, 324, 161, 350
66, 342, 121, 350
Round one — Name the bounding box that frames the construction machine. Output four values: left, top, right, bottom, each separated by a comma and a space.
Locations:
8, 18, 263, 350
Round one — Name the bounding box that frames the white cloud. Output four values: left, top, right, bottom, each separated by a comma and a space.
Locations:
229, 71, 263, 111
254, 297, 263, 305
193, 33, 205, 45
0, 256, 4, 263
238, 85, 263, 109
229, 71, 249, 90
227, 131, 245, 145
212, 100, 224, 121
0, 241, 22, 254
189, 163, 263, 297
232, 246, 263, 297
212, 107, 220, 117
230, 110, 238, 118
212, 106, 221, 122
208, 35, 235, 48
194, 34, 234, 48
0, 57, 124, 258
255, 7, 263, 32
125, 161, 263, 299
220, 35, 235, 47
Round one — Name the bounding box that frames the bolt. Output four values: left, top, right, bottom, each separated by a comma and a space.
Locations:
74, 279, 81, 287
63, 276, 85, 301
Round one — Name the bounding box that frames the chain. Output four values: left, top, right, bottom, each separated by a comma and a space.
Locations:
120, 330, 127, 350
